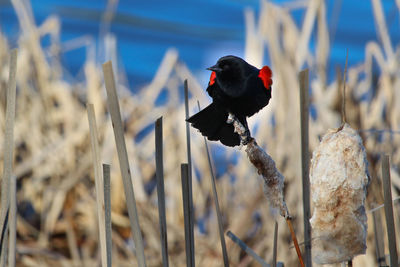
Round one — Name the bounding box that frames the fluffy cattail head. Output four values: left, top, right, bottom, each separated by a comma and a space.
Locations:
309, 123, 370, 264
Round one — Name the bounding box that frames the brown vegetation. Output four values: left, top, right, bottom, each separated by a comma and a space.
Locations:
0, 0, 399, 266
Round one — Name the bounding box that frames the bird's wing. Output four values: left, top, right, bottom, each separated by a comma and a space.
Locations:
205, 71, 218, 97
206, 83, 217, 98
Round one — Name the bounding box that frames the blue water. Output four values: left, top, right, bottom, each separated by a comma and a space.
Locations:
1, 0, 399, 90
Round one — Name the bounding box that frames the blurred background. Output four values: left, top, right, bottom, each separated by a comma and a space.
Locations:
2, 0, 399, 87
0, 0, 400, 266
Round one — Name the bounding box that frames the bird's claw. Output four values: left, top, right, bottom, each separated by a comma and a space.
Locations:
226, 113, 235, 124
227, 113, 252, 146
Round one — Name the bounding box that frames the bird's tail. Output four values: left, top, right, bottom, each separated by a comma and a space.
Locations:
186, 103, 240, 147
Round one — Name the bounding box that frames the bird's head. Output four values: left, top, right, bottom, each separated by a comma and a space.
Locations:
207, 55, 244, 77
207, 56, 248, 86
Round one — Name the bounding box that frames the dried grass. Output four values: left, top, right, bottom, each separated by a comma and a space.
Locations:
0, 0, 399, 266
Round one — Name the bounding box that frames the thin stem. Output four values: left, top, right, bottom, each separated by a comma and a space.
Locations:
286, 218, 305, 267
103, 61, 146, 267
341, 49, 348, 124
197, 101, 229, 267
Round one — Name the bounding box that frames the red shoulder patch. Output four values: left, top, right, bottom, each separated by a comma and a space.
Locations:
258, 66, 273, 89
209, 71, 216, 86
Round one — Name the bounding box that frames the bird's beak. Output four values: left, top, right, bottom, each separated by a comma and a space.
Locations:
206, 65, 222, 72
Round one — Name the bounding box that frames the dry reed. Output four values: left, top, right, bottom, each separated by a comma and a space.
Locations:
1, 48, 18, 267
0, 0, 399, 266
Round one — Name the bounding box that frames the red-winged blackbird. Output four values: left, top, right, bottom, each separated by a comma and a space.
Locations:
187, 55, 273, 147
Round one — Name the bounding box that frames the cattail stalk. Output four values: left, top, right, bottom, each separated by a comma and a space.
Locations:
228, 113, 304, 267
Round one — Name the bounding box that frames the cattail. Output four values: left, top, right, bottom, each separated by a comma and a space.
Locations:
229, 113, 304, 266
309, 123, 370, 264
228, 113, 289, 217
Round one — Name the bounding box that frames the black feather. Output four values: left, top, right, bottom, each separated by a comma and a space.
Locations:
187, 103, 240, 147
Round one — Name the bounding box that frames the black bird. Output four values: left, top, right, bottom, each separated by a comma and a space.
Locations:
187, 55, 273, 147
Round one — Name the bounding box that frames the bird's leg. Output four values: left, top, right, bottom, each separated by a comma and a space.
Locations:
227, 113, 252, 145
226, 113, 236, 124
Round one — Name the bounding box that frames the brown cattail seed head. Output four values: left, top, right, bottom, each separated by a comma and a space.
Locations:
309, 123, 370, 264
